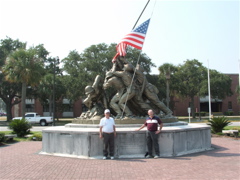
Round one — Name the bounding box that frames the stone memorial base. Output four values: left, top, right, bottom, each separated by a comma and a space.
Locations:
40, 122, 212, 159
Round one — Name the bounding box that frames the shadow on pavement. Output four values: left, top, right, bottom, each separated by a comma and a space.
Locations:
0, 140, 19, 148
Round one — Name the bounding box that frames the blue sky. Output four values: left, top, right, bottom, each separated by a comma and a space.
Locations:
0, 0, 239, 74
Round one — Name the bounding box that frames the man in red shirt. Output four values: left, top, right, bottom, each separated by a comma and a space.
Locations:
136, 109, 163, 158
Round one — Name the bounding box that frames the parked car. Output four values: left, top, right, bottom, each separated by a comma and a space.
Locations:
0, 112, 6, 116
12, 112, 53, 126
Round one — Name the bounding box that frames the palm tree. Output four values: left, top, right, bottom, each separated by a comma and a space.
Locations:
37, 73, 54, 115
158, 63, 177, 108
2, 48, 45, 116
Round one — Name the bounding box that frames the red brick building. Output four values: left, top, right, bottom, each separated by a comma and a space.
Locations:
12, 98, 83, 118
12, 74, 239, 118
172, 74, 239, 116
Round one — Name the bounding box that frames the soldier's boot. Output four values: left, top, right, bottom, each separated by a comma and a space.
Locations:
163, 109, 173, 117
122, 108, 133, 118
154, 101, 173, 117
115, 114, 122, 119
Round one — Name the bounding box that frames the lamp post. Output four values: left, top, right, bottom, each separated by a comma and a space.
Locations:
52, 57, 58, 126
166, 72, 170, 108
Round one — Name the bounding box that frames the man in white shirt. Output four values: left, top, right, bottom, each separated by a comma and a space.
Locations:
99, 109, 116, 160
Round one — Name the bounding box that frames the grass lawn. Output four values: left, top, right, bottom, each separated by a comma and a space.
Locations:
178, 116, 240, 122
223, 126, 240, 131
0, 116, 6, 121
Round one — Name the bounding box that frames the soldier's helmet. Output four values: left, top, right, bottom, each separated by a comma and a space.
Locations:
123, 63, 134, 72
85, 86, 94, 95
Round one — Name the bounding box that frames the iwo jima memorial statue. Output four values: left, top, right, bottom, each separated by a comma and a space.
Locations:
41, 3, 211, 158
75, 19, 177, 124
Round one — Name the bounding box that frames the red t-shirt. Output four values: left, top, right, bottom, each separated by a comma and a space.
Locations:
144, 116, 162, 131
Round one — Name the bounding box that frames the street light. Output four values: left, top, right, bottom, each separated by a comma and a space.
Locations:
165, 72, 170, 108
52, 57, 58, 126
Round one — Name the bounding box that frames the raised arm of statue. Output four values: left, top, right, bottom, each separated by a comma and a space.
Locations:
92, 75, 103, 94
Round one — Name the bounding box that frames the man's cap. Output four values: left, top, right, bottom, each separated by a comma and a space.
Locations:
104, 109, 110, 114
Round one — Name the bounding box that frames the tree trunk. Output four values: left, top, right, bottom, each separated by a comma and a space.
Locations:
2, 95, 20, 121
49, 95, 52, 116
191, 96, 195, 118
6, 101, 13, 121
21, 82, 26, 116
166, 79, 170, 108
198, 96, 201, 120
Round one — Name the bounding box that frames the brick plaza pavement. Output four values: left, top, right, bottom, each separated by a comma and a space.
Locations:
0, 137, 239, 180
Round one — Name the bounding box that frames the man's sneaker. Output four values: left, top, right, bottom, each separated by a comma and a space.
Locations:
110, 156, 114, 160
103, 156, 107, 160
146, 155, 153, 158
154, 155, 160, 159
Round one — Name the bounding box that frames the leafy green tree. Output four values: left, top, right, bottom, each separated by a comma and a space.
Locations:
170, 59, 232, 118
173, 59, 207, 118
201, 69, 232, 99
125, 47, 155, 74
61, 50, 87, 101
35, 74, 54, 113
0, 37, 26, 121
2, 48, 45, 116
33, 56, 66, 118
35, 72, 66, 119
0, 37, 26, 67
236, 86, 240, 103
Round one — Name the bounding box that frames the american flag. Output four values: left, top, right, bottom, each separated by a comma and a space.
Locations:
112, 19, 151, 62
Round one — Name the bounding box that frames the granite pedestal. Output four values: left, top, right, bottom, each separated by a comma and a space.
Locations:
41, 122, 212, 159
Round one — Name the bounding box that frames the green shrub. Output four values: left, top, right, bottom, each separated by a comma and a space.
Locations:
30, 133, 42, 141
216, 132, 224, 135
195, 112, 206, 116
224, 111, 233, 116
9, 119, 32, 137
0, 132, 5, 142
207, 116, 231, 133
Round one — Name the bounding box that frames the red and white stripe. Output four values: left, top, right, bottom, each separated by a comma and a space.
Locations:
120, 32, 145, 50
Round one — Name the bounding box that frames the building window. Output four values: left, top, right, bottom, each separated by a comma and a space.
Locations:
63, 104, 73, 112
26, 104, 34, 112
228, 101, 232, 110
188, 102, 191, 107
43, 104, 50, 112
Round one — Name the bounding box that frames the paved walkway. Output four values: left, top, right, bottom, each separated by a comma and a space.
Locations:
0, 137, 239, 180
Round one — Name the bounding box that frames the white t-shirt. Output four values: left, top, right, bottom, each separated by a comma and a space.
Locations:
99, 117, 115, 133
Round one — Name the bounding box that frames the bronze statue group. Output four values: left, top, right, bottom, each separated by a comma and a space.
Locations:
81, 55, 173, 120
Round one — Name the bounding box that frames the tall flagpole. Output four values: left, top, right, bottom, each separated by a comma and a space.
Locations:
132, 0, 150, 30
207, 60, 212, 119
